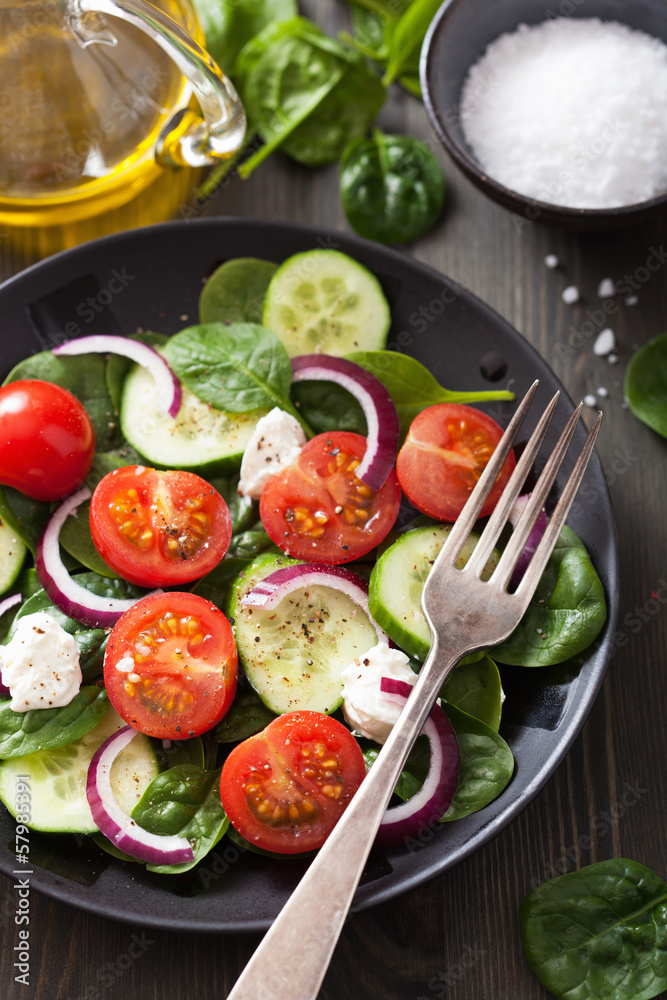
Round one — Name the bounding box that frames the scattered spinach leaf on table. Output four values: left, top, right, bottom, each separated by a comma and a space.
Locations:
214, 687, 276, 743
624, 331, 667, 438
340, 130, 445, 244
521, 858, 667, 1000
191, 0, 298, 75
382, 0, 443, 87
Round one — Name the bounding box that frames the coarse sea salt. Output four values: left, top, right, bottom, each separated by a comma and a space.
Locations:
460, 18, 667, 209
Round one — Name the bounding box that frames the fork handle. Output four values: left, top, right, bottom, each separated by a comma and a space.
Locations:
226, 641, 459, 1000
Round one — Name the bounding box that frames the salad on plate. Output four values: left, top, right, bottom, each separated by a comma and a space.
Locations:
0, 248, 607, 874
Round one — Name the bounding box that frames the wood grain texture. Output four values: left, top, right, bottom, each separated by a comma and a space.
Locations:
2, 1, 667, 997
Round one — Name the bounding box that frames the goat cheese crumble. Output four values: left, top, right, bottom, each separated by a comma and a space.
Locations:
341, 643, 417, 744
238, 407, 306, 500
0, 612, 82, 712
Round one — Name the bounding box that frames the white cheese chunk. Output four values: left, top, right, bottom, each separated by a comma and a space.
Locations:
238, 407, 306, 500
341, 643, 417, 745
0, 612, 82, 712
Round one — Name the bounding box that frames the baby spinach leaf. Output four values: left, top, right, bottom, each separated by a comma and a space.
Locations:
521, 859, 667, 1000
382, 0, 443, 85
442, 704, 513, 821
291, 379, 367, 435
3, 352, 121, 452
191, 0, 297, 76
207, 474, 257, 535
364, 702, 513, 822
193, 556, 254, 611
238, 18, 385, 175
340, 130, 445, 244
199, 258, 278, 326
227, 525, 274, 560
163, 322, 310, 433
132, 764, 229, 874
494, 526, 607, 667
0, 485, 50, 554
624, 331, 667, 438
0, 687, 108, 758
85, 446, 145, 491
345, 350, 514, 438
58, 496, 118, 579
14, 573, 149, 680
441, 656, 503, 732
214, 687, 277, 742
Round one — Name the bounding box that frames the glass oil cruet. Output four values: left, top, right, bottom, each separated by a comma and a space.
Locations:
0, 0, 246, 260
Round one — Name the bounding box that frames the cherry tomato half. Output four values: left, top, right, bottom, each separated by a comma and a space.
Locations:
219, 711, 366, 853
396, 403, 516, 522
90, 466, 232, 587
104, 592, 238, 739
0, 380, 95, 501
259, 431, 401, 564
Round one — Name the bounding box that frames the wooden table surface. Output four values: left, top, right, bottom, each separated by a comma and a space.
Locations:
2, 3, 667, 997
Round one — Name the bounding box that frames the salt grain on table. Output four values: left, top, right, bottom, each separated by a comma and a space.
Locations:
544, 254, 559, 269
562, 285, 580, 304
593, 328, 616, 356
460, 19, 667, 209
583, 394, 598, 408
597, 277, 616, 298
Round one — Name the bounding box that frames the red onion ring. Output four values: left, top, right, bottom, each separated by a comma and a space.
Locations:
291, 355, 400, 491
35, 487, 159, 628
53, 335, 182, 418
375, 677, 460, 849
86, 725, 193, 864
509, 494, 548, 586
240, 561, 389, 644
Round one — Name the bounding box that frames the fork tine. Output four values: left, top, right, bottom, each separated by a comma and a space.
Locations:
499, 410, 603, 595
465, 390, 560, 577
492, 401, 585, 588
437, 380, 539, 570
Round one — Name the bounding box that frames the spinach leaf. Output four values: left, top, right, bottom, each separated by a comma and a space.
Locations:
364, 701, 513, 822
58, 496, 118, 578
199, 258, 278, 326
521, 859, 667, 1000
442, 704, 513, 821
3, 352, 121, 452
207, 474, 257, 535
227, 525, 274, 560
0, 687, 108, 758
382, 0, 443, 86
291, 379, 367, 435
0, 485, 50, 555
214, 687, 276, 742
193, 556, 254, 610
162, 322, 310, 434
85, 446, 146, 491
14, 573, 148, 680
624, 331, 667, 438
441, 655, 503, 732
345, 350, 514, 438
340, 130, 445, 244
132, 764, 229, 874
191, 0, 297, 76
237, 18, 385, 176
494, 526, 607, 667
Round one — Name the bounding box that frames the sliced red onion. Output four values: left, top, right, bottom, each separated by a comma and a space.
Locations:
86, 725, 193, 864
0, 594, 22, 697
509, 493, 549, 587
240, 562, 388, 644
35, 487, 159, 628
375, 677, 460, 849
53, 335, 181, 417
291, 355, 400, 491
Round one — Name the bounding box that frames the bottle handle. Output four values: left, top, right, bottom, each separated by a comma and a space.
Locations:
64, 0, 247, 167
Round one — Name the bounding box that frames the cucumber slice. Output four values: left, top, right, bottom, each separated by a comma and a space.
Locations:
0, 516, 26, 595
0, 707, 159, 834
227, 553, 378, 715
120, 361, 269, 475
369, 525, 500, 661
262, 249, 391, 357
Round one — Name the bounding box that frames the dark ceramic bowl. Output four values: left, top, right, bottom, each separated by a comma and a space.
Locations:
421, 0, 667, 230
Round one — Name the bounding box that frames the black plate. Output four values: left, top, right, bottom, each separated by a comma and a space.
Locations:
0, 218, 618, 932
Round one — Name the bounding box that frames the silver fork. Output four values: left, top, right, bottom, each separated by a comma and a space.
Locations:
226, 381, 602, 1000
